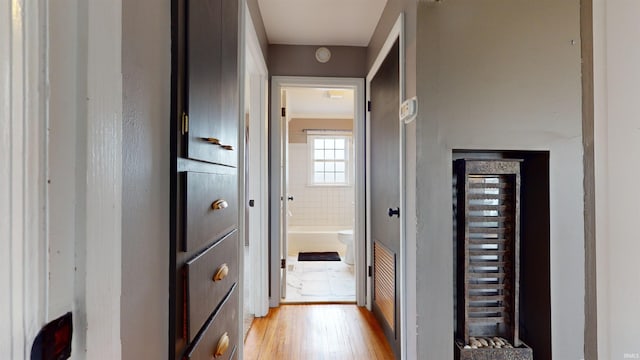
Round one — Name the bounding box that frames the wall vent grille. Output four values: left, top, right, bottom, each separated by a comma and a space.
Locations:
374, 242, 395, 331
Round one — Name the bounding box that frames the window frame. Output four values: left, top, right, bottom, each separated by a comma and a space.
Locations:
307, 133, 352, 187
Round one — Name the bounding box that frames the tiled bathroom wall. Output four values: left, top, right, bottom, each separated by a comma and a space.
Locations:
287, 143, 355, 227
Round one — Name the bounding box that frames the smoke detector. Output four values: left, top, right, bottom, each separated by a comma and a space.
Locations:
315, 47, 331, 63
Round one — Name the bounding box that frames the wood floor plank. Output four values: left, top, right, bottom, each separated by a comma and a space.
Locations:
244, 304, 395, 360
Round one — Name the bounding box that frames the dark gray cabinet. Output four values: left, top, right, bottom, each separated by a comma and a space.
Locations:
186, 0, 238, 167
184, 230, 239, 342
182, 286, 239, 360
183, 172, 237, 252
171, 0, 240, 359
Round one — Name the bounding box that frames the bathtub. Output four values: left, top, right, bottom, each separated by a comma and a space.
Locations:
287, 226, 349, 257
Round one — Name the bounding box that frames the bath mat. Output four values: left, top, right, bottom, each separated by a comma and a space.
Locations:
298, 251, 341, 262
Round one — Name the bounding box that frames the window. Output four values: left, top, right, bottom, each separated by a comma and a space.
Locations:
309, 135, 350, 185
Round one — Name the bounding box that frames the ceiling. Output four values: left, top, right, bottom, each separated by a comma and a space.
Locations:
286, 87, 354, 118
258, 1, 378, 117
257, 0, 388, 46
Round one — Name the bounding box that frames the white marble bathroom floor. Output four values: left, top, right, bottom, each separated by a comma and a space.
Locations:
283, 255, 356, 303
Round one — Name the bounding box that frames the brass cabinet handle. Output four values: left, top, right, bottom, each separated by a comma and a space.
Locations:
211, 199, 229, 210
203, 137, 233, 150
213, 263, 229, 282
214, 332, 230, 358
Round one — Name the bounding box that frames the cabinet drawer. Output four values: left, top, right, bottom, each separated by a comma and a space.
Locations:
185, 230, 238, 341
183, 285, 239, 360
184, 171, 237, 252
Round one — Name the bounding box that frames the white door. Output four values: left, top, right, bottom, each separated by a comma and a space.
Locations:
247, 75, 268, 316
244, 1, 269, 317
280, 89, 289, 299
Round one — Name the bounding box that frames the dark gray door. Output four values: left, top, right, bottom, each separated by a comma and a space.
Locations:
370, 39, 400, 358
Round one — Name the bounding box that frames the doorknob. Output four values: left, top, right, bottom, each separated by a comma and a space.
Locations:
287, 196, 294, 201
388, 207, 400, 218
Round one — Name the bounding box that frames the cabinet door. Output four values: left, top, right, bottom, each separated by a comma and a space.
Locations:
186, 0, 238, 167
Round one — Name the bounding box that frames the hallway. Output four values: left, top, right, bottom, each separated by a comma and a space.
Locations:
6, 1, 640, 359
244, 305, 394, 359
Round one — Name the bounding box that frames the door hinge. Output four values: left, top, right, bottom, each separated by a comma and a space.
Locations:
368, 265, 372, 277
281, 258, 286, 269
181, 112, 189, 135
367, 100, 372, 112
281, 107, 286, 117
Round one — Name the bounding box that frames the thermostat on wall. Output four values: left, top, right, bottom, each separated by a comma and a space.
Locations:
400, 96, 418, 124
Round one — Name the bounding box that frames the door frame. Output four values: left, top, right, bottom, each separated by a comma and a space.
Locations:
241, 1, 270, 319
269, 76, 366, 307
365, 12, 407, 359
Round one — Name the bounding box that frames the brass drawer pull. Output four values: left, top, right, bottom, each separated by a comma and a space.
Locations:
211, 199, 229, 210
214, 332, 230, 358
203, 137, 233, 150
205, 137, 221, 145
213, 263, 229, 282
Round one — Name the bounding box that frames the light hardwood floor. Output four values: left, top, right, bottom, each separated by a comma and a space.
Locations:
244, 304, 395, 360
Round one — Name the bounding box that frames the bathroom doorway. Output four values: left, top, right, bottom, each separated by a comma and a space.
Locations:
270, 77, 366, 306
284, 86, 356, 303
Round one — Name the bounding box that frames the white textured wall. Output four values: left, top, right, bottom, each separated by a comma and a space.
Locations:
48, 1, 86, 357
121, 0, 170, 358
593, 1, 640, 358
416, 1, 584, 358
287, 143, 355, 228
48, 0, 124, 357
48, 0, 80, 327
84, 0, 124, 357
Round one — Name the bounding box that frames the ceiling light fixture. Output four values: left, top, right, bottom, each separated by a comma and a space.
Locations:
326, 90, 344, 99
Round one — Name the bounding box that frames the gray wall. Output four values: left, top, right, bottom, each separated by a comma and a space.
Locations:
416, 1, 584, 359
121, 0, 171, 358
269, 45, 367, 77
247, 0, 269, 61
367, 0, 416, 99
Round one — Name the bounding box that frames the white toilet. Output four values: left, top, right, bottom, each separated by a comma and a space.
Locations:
337, 229, 354, 265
